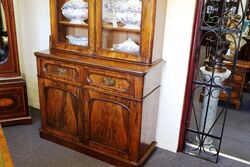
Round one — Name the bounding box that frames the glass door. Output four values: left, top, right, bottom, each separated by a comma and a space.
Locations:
50, 0, 94, 54
96, 0, 156, 64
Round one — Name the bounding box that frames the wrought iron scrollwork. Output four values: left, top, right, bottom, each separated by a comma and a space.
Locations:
184, 0, 248, 163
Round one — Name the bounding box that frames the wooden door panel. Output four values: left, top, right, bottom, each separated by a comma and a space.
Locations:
46, 87, 78, 134
39, 79, 81, 141
84, 90, 134, 156
89, 99, 129, 152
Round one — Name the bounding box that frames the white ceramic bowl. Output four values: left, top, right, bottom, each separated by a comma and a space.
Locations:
62, 0, 88, 24
112, 38, 139, 53
66, 35, 88, 46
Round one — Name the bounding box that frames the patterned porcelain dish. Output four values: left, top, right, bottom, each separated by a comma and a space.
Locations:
113, 0, 141, 13
112, 38, 139, 53
66, 35, 88, 46
102, 0, 142, 29
102, 0, 122, 24
62, 0, 88, 24
113, 0, 142, 29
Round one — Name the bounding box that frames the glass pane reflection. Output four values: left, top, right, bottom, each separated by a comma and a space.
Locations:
0, 1, 8, 64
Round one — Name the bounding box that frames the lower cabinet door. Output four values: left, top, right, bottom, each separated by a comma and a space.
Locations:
83, 90, 141, 161
38, 79, 82, 142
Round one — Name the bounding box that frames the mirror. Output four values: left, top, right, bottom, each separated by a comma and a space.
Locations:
0, 1, 8, 64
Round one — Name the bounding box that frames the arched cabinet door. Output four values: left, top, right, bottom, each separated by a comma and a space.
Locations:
0, 0, 20, 77
83, 90, 141, 162
38, 79, 82, 142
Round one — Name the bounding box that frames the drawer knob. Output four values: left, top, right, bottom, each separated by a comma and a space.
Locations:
103, 77, 115, 86
56, 67, 67, 76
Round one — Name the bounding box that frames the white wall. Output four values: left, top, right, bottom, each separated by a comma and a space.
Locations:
13, 0, 196, 152
156, 0, 196, 151
13, 0, 50, 108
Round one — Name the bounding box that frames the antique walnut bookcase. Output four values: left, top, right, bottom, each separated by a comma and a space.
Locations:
0, 0, 32, 126
35, 0, 166, 166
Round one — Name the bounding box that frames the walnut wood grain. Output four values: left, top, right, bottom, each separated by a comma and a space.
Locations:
85, 91, 130, 154
38, 79, 81, 142
83, 90, 149, 162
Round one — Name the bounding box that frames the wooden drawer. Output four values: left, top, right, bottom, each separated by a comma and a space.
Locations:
84, 67, 135, 96
40, 59, 81, 84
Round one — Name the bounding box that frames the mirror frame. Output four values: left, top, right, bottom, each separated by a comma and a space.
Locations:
0, 0, 20, 78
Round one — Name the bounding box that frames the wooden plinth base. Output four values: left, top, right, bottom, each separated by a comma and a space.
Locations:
40, 130, 156, 167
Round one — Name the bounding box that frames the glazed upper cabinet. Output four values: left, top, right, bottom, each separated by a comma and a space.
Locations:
50, 0, 160, 64
50, 0, 95, 54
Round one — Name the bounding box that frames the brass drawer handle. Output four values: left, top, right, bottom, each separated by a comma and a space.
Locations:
103, 77, 115, 86
56, 67, 67, 76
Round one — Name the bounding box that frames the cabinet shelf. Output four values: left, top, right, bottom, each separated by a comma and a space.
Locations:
102, 23, 140, 33
58, 21, 88, 28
